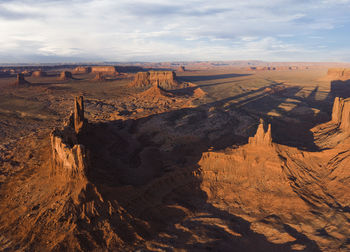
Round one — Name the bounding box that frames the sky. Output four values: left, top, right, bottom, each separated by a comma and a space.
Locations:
0, 0, 350, 63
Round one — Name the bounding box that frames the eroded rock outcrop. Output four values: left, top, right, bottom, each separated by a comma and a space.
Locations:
131, 71, 179, 90
74, 66, 91, 74
31, 70, 47, 77
59, 71, 73, 80
248, 119, 273, 146
177, 66, 186, 72
51, 96, 88, 179
92, 72, 106, 81
13, 73, 30, 86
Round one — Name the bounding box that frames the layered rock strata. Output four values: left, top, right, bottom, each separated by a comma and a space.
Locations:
131, 71, 179, 90
50, 96, 88, 179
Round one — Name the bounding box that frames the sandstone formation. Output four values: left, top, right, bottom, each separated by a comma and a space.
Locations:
130, 71, 179, 90
13, 73, 30, 86
31, 70, 46, 77
326, 68, 350, 81
331, 97, 350, 131
74, 66, 91, 74
177, 66, 186, 72
50, 96, 88, 179
92, 72, 105, 81
248, 119, 272, 146
59, 71, 73, 80
91, 66, 117, 74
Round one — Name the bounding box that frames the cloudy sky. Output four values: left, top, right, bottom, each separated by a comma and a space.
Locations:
0, 0, 350, 63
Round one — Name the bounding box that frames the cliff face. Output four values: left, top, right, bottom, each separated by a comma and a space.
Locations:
131, 71, 179, 90
326, 68, 350, 81
51, 96, 88, 179
331, 97, 350, 131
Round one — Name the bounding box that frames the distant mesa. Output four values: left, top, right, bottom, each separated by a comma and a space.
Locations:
130, 70, 180, 90
325, 68, 350, 81
31, 70, 47, 77
59, 71, 73, 81
91, 66, 117, 74
177, 66, 186, 72
247, 66, 304, 71
74, 66, 91, 74
13, 73, 30, 86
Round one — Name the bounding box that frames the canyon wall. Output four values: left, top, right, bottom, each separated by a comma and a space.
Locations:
331, 97, 350, 131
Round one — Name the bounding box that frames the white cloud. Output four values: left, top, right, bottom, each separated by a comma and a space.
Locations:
0, 0, 349, 62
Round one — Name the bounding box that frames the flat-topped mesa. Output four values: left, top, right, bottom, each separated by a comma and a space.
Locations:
13, 73, 30, 86
59, 71, 73, 80
131, 70, 179, 90
50, 96, 89, 179
331, 97, 350, 131
91, 66, 117, 74
74, 66, 91, 74
327, 68, 350, 81
248, 119, 273, 146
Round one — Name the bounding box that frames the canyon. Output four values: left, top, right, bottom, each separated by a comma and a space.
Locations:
0, 64, 349, 251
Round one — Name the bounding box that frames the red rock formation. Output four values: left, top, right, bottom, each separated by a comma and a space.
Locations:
91, 66, 117, 73
131, 71, 179, 90
331, 97, 350, 130
92, 72, 105, 81
31, 70, 47, 77
51, 96, 88, 179
177, 66, 186, 72
248, 119, 273, 146
74, 66, 91, 74
13, 73, 30, 86
59, 71, 73, 80
326, 68, 350, 81
73, 96, 86, 134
